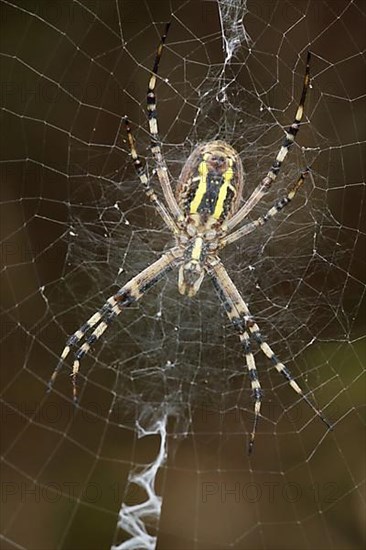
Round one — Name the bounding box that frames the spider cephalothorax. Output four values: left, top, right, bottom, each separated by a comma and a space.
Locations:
49, 23, 332, 453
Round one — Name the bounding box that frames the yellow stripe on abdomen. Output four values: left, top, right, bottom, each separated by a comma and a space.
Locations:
189, 156, 209, 214
213, 159, 235, 219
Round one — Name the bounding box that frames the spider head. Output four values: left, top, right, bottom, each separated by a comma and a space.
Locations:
178, 261, 205, 297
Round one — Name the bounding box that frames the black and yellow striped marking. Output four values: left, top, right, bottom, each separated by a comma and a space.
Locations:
187, 152, 237, 221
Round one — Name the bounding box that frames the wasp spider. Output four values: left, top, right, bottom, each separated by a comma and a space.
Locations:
49, 23, 332, 453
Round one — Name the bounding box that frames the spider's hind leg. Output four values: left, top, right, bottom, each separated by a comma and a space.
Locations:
48, 294, 129, 402
247, 320, 333, 430
49, 248, 182, 402
210, 262, 264, 453
237, 324, 264, 454
209, 257, 332, 454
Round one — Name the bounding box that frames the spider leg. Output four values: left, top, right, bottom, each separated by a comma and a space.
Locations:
124, 117, 179, 234
225, 52, 311, 232
208, 257, 332, 452
242, 331, 263, 454
49, 247, 183, 402
221, 169, 308, 248
246, 319, 332, 430
209, 261, 263, 453
147, 22, 183, 221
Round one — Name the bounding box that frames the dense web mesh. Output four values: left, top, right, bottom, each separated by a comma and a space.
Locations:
1, 1, 365, 549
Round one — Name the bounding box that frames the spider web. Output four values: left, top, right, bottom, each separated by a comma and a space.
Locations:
1, 0, 365, 549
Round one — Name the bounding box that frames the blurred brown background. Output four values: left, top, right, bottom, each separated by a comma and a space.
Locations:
1, 1, 365, 549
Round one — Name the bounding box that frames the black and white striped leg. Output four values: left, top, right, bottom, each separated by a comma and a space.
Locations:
147, 22, 182, 221
210, 267, 263, 453
48, 298, 123, 401
49, 248, 183, 402
124, 117, 178, 235
208, 257, 332, 452
247, 320, 332, 430
221, 169, 309, 248
225, 52, 311, 232
241, 331, 263, 454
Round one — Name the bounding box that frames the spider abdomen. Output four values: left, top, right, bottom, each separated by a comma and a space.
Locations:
176, 140, 244, 223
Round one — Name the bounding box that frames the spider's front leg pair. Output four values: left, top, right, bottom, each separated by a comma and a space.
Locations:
208, 258, 333, 454
223, 51, 312, 235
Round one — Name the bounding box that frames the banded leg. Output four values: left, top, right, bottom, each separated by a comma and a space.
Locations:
225, 52, 311, 233
242, 332, 263, 454
221, 169, 308, 248
124, 117, 178, 235
147, 22, 183, 221
210, 264, 263, 453
208, 257, 332, 451
49, 247, 183, 402
247, 321, 332, 430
